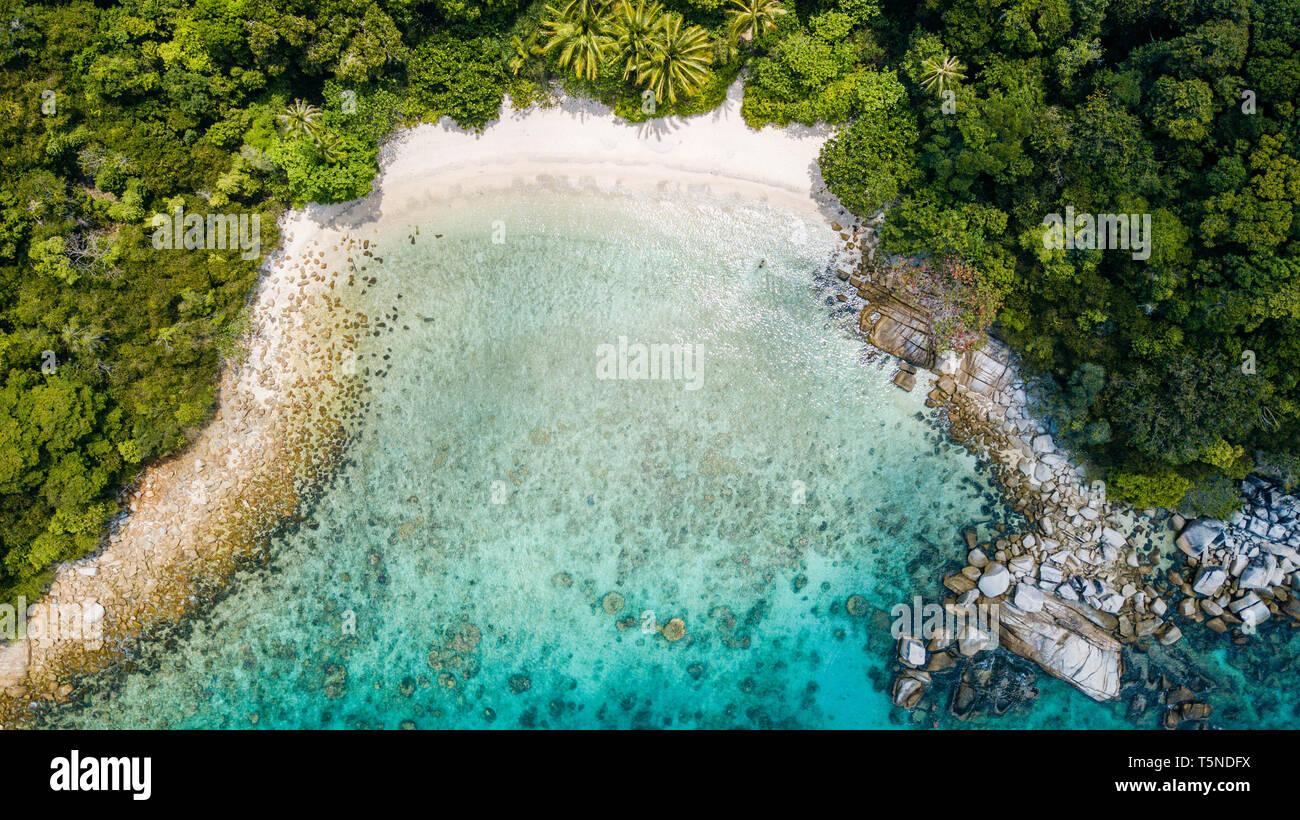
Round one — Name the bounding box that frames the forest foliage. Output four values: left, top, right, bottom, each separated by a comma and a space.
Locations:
817, 0, 1300, 514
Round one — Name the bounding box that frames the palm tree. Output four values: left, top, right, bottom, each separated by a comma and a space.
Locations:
609, 0, 664, 81
540, 0, 615, 82
919, 55, 967, 96
277, 99, 322, 138
637, 14, 712, 103
508, 32, 543, 77
60, 320, 104, 355
312, 129, 347, 164
725, 0, 786, 44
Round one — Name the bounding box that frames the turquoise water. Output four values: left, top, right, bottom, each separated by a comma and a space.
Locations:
53, 185, 1297, 728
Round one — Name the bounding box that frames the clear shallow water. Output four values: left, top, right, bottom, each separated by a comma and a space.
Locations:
54, 186, 1296, 728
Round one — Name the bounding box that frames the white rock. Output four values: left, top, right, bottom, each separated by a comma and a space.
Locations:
1013, 583, 1045, 612
1228, 592, 1262, 614
978, 562, 1011, 598
1100, 527, 1127, 549
1238, 599, 1271, 628
1192, 566, 1227, 596
1008, 555, 1036, 576
1229, 554, 1249, 577
898, 636, 927, 668
1238, 563, 1271, 590
1098, 593, 1126, 614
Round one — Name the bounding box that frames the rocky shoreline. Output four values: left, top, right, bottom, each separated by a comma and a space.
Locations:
1167, 478, 1300, 633
0, 219, 377, 727
821, 218, 1295, 727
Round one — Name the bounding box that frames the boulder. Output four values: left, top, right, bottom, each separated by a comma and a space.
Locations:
1156, 624, 1183, 646
1008, 555, 1036, 576
1039, 564, 1064, 584
1238, 563, 1271, 590
958, 625, 994, 656
1237, 600, 1271, 628
927, 652, 956, 672
943, 573, 977, 594
898, 636, 927, 668
891, 670, 929, 710
1228, 592, 1262, 614
1192, 566, 1227, 597
1176, 519, 1224, 558
1012, 583, 1045, 613
891, 370, 915, 392
996, 596, 1124, 701
978, 563, 1011, 598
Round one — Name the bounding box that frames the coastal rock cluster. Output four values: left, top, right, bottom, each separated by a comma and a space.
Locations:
1167, 478, 1300, 634
878, 367, 1239, 717
824, 225, 1221, 715
872, 331, 1159, 703
834, 248, 1297, 725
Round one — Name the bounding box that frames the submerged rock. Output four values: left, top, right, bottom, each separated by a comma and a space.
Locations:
662, 618, 687, 642
892, 670, 929, 710
602, 592, 625, 615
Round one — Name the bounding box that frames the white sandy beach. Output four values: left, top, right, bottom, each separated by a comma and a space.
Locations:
0, 81, 847, 715
373, 82, 838, 220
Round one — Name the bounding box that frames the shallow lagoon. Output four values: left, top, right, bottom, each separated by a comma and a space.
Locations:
54, 187, 1295, 728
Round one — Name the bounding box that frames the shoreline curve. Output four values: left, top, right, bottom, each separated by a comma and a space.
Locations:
0, 80, 853, 723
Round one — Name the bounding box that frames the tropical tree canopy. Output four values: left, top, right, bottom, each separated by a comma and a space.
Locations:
636, 13, 713, 103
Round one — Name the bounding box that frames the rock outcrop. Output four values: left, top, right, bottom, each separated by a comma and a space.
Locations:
997, 597, 1124, 701
830, 223, 1190, 714
856, 279, 1015, 398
